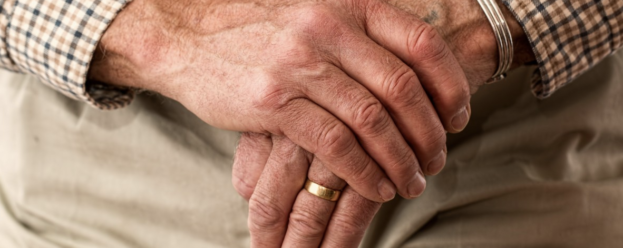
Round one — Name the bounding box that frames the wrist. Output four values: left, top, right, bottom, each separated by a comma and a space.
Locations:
441, 0, 535, 84
389, 0, 535, 87
88, 0, 172, 97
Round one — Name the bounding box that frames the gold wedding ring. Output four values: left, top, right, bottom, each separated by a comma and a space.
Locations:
304, 179, 341, 202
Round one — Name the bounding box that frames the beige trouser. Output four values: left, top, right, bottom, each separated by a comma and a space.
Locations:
2, 50, 623, 248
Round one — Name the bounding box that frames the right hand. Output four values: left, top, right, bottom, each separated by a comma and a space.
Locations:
89, 0, 471, 202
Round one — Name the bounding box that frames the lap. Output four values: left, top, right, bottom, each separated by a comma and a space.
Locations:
0, 72, 248, 248
2, 50, 623, 248
365, 50, 623, 247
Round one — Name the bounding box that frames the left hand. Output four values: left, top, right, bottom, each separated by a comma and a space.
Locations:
232, 0, 537, 246
234, 133, 382, 248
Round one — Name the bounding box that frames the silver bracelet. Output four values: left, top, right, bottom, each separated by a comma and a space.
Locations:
476, 0, 514, 83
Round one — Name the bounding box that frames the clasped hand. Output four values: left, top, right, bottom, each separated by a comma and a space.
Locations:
89, 0, 483, 247
223, 0, 476, 247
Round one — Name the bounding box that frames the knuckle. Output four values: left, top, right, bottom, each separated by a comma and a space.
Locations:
441, 82, 471, 114
348, 159, 379, 187
275, 38, 322, 65
326, 149, 371, 183
254, 76, 303, 113
232, 175, 254, 200
352, 99, 390, 136
331, 211, 369, 235
239, 132, 272, 148
316, 121, 354, 159
289, 5, 359, 49
405, 85, 432, 115
346, 0, 372, 21
288, 207, 327, 239
408, 24, 449, 62
382, 65, 421, 107
420, 124, 447, 153
381, 150, 418, 179
458, 83, 471, 103
450, 80, 471, 106
292, 5, 339, 36
248, 196, 287, 232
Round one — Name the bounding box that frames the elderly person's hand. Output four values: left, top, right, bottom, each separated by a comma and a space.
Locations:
89, 0, 472, 203
235, 134, 383, 247
232, 0, 537, 247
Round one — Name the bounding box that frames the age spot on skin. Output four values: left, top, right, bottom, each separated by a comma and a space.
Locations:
423, 10, 439, 24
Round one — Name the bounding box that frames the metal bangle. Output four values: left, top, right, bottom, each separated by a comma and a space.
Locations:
476, 0, 514, 83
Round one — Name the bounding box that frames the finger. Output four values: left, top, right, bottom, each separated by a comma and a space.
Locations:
321, 187, 382, 248
331, 28, 448, 179
247, 137, 310, 248
298, 68, 425, 198
232, 132, 273, 201
361, 0, 472, 134
282, 158, 345, 248
272, 98, 397, 203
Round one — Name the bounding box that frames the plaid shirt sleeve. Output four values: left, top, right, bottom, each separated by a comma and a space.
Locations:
0, 0, 133, 109
502, 0, 623, 98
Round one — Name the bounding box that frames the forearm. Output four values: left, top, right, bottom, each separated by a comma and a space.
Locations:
88, 0, 160, 95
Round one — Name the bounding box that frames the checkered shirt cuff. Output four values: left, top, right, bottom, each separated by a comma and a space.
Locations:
0, 0, 133, 109
502, 0, 623, 98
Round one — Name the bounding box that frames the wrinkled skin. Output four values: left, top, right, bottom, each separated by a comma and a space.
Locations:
90, 0, 472, 204
89, 0, 535, 247
231, 0, 535, 247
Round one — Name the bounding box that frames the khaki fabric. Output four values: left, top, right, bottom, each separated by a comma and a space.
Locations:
0, 74, 248, 247
364, 50, 623, 248
1, 50, 623, 248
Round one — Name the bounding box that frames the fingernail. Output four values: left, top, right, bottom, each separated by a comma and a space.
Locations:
378, 178, 396, 202
407, 172, 427, 198
451, 105, 471, 132
426, 150, 447, 176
